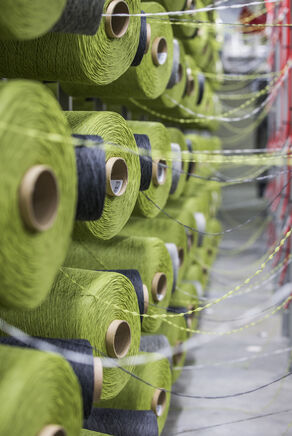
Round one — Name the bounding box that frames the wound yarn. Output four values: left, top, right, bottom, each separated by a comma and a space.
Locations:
0, 337, 96, 419
166, 39, 181, 89
0, 0, 66, 40
99, 352, 171, 434
73, 135, 106, 221
0, 269, 141, 401
0, 345, 82, 436
51, 0, 105, 35
185, 139, 195, 181
65, 229, 173, 333
165, 243, 180, 294
84, 409, 159, 436
0, 0, 141, 86
128, 121, 172, 218
134, 134, 153, 191
0, 80, 77, 310
140, 334, 173, 367
66, 111, 141, 240
131, 11, 147, 67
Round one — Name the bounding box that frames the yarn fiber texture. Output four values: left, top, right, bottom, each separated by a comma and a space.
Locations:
122, 216, 188, 283
0, 269, 141, 400
51, 0, 105, 35
0, 0, 141, 86
81, 431, 110, 436
98, 352, 171, 434
66, 111, 140, 240
63, 2, 174, 100
0, 345, 82, 436
168, 128, 188, 199
65, 229, 174, 333
145, 0, 186, 11
151, 40, 187, 110
170, 281, 199, 307
127, 121, 172, 218
84, 409, 159, 436
173, 0, 208, 39
0, 0, 66, 40
0, 80, 76, 310
0, 337, 96, 419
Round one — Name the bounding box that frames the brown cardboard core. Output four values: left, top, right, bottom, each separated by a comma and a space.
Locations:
186, 0, 196, 11
38, 425, 66, 436
152, 37, 168, 66
93, 357, 103, 403
173, 341, 184, 366
19, 165, 59, 232
106, 320, 131, 358
106, 157, 128, 197
178, 247, 185, 267
186, 73, 195, 96
143, 284, 149, 314
105, 0, 130, 39
151, 273, 167, 303
152, 159, 167, 186
151, 389, 167, 417
145, 23, 151, 54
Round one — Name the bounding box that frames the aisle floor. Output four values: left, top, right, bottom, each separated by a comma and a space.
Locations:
163, 184, 292, 436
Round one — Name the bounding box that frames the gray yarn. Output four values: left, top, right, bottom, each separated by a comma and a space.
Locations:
140, 335, 172, 368
167, 39, 180, 89
51, 0, 105, 35
165, 243, 179, 294
169, 143, 182, 195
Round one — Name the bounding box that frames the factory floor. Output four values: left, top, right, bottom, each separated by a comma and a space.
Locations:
163, 182, 292, 436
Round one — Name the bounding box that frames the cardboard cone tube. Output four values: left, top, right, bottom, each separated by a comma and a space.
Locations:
151, 389, 167, 417
186, 0, 196, 11
152, 159, 167, 186
38, 425, 66, 436
106, 157, 128, 197
145, 23, 152, 54
106, 320, 131, 358
178, 247, 185, 267
173, 341, 184, 366
152, 37, 168, 66
151, 273, 167, 303
19, 165, 59, 232
186, 69, 195, 96
105, 0, 130, 39
93, 357, 103, 403
143, 284, 149, 314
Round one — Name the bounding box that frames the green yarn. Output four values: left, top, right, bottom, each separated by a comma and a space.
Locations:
183, 26, 210, 70
151, 40, 187, 109
121, 216, 188, 283
66, 111, 140, 240
0, 0, 66, 40
65, 228, 174, 333
0, 269, 141, 400
170, 282, 198, 307
168, 127, 188, 199
0, 0, 141, 86
173, 0, 207, 40
0, 80, 76, 310
184, 264, 204, 288
145, 0, 186, 10
99, 352, 171, 434
63, 2, 174, 101
0, 345, 82, 436
127, 120, 172, 218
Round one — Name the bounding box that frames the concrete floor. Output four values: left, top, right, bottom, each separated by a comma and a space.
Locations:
163, 183, 292, 436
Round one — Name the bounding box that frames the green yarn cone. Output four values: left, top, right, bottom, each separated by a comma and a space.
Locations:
66, 111, 141, 240
81, 431, 109, 436
99, 352, 172, 434
0, 345, 82, 436
0, 80, 77, 310
0, 0, 141, 86
170, 281, 198, 308
173, 0, 208, 40
127, 120, 172, 218
0, 0, 66, 40
151, 40, 187, 110
0, 269, 141, 401
121, 216, 188, 283
65, 228, 174, 333
144, 0, 186, 10
63, 2, 174, 101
